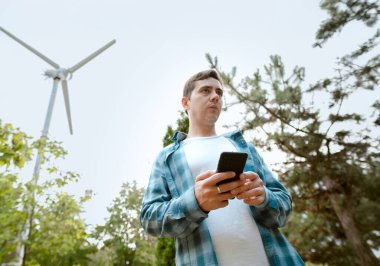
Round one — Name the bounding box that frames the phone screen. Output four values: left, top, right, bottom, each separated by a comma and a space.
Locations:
216, 152, 248, 185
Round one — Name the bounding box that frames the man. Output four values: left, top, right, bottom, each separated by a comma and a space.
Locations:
140, 70, 304, 265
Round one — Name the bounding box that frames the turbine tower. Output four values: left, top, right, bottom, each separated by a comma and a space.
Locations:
0, 26, 116, 265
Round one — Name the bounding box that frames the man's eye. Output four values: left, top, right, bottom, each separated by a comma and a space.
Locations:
217, 90, 223, 96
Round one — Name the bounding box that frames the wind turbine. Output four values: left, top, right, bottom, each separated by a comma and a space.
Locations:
0, 26, 116, 265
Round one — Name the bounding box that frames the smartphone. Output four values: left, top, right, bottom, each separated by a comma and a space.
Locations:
216, 152, 248, 185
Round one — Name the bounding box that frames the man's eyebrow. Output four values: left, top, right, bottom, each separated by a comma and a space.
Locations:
198, 85, 212, 89
198, 85, 223, 90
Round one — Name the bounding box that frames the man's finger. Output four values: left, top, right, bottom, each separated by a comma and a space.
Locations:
205, 171, 236, 185
221, 179, 245, 193
241, 171, 260, 181
230, 182, 253, 196
237, 187, 264, 200
243, 196, 265, 206
217, 191, 235, 201
195, 170, 215, 181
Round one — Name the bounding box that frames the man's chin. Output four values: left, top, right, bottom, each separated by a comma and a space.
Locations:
205, 114, 220, 124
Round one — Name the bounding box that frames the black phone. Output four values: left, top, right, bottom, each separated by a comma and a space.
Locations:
216, 152, 248, 185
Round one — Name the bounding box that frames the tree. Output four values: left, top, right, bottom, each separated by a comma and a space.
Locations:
162, 111, 189, 147
205, 1, 380, 264
207, 54, 379, 265
93, 181, 155, 266
155, 237, 175, 266
0, 120, 95, 265
314, 0, 380, 48
27, 192, 96, 265
0, 121, 30, 262
155, 111, 189, 266
0, 173, 26, 262
87, 246, 117, 266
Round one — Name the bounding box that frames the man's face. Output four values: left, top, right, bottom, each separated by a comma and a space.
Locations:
182, 77, 223, 126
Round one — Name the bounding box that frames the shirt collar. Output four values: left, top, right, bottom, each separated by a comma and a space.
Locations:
172, 128, 242, 143
172, 131, 188, 143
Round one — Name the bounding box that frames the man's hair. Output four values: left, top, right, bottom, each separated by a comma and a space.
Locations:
183, 69, 222, 99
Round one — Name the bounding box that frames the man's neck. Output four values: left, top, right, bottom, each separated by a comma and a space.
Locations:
187, 125, 217, 139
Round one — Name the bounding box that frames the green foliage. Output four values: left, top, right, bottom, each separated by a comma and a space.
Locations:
87, 247, 117, 266
0, 121, 32, 168
92, 181, 155, 266
155, 237, 175, 266
0, 173, 26, 262
0, 121, 34, 263
315, 0, 379, 47
162, 111, 189, 147
27, 193, 95, 265
205, 2, 380, 264
0, 119, 95, 265
208, 52, 380, 264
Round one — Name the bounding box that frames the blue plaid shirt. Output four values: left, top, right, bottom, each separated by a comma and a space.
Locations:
141, 130, 304, 266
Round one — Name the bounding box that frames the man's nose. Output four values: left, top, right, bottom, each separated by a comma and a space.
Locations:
210, 90, 220, 102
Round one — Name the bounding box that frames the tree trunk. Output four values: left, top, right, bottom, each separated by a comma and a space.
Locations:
323, 175, 380, 266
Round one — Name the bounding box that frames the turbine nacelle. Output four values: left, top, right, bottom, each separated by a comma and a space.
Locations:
44, 68, 72, 80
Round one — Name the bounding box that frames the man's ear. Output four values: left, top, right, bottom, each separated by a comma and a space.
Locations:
182, 97, 189, 112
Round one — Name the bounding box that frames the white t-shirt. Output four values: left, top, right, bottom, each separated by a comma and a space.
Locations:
182, 135, 270, 266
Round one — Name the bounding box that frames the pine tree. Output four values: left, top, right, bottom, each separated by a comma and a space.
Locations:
205, 1, 380, 264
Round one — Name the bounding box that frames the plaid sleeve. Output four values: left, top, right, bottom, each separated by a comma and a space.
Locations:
248, 144, 293, 228
140, 149, 208, 238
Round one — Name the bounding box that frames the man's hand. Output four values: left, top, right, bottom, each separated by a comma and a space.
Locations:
230, 171, 266, 206
195, 170, 245, 212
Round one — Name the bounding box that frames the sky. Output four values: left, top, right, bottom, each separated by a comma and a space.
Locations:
0, 0, 378, 227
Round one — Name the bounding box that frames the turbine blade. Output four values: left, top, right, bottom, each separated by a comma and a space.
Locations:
68, 39, 116, 73
61, 80, 74, 135
0, 26, 60, 69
